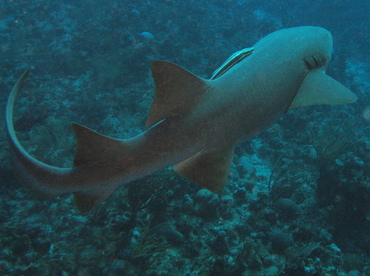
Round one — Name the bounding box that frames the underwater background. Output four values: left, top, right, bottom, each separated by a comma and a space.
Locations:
0, 0, 370, 275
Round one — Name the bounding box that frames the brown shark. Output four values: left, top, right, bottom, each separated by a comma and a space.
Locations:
6, 26, 357, 211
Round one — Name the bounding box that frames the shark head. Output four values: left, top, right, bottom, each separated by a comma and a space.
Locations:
296, 26, 333, 71
264, 26, 357, 109
254, 26, 333, 71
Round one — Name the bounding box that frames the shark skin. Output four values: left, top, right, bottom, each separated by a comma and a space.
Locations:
6, 26, 357, 211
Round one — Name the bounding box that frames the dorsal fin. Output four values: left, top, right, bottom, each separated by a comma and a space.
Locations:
174, 145, 235, 194
71, 123, 133, 211
146, 61, 210, 127
288, 69, 357, 109
71, 123, 129, 167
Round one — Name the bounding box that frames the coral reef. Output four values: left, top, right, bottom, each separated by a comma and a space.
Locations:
0, 0, 369, 275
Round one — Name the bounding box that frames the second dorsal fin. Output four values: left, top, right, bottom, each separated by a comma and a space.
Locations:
71, 123, 130, 167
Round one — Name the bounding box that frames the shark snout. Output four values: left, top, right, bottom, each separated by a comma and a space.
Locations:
300, 27, 333, 70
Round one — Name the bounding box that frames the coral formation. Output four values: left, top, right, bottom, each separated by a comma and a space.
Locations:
0, 0, 369, 275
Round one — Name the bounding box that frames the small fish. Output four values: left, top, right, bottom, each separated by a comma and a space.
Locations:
211, 47, 254, 79
6, 26, 357, 211
362, 106, 370, 121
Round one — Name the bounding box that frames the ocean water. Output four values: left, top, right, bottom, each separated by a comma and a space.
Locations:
0, 0, 369, 275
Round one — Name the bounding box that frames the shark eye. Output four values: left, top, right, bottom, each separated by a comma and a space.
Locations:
303, 55, 326, 70
304, 59, 314, 70
313, 56, 319, 67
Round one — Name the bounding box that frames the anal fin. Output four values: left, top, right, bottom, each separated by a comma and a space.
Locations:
73, 186, 118, 212
174, 146, 234, 194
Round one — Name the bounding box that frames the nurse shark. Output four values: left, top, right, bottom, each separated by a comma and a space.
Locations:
6, 26, 357, 211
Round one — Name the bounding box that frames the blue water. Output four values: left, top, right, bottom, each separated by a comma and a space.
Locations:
0, 0, 369, 275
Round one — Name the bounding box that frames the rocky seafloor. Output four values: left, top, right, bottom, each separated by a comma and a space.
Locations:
0, 0, 370, 275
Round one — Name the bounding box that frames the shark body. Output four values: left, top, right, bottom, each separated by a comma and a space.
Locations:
6, 26, 357, 211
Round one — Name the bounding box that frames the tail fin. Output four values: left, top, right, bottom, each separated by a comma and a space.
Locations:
6, 70, 72, 199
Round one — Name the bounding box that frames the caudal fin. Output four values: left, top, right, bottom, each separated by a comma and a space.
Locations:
6, 69, 74, 200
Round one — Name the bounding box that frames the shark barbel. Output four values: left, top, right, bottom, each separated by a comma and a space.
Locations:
6, 26, 357, 211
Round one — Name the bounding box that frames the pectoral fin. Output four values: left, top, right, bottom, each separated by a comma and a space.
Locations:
174, 146, 234, 194
288, 69, 357, 110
